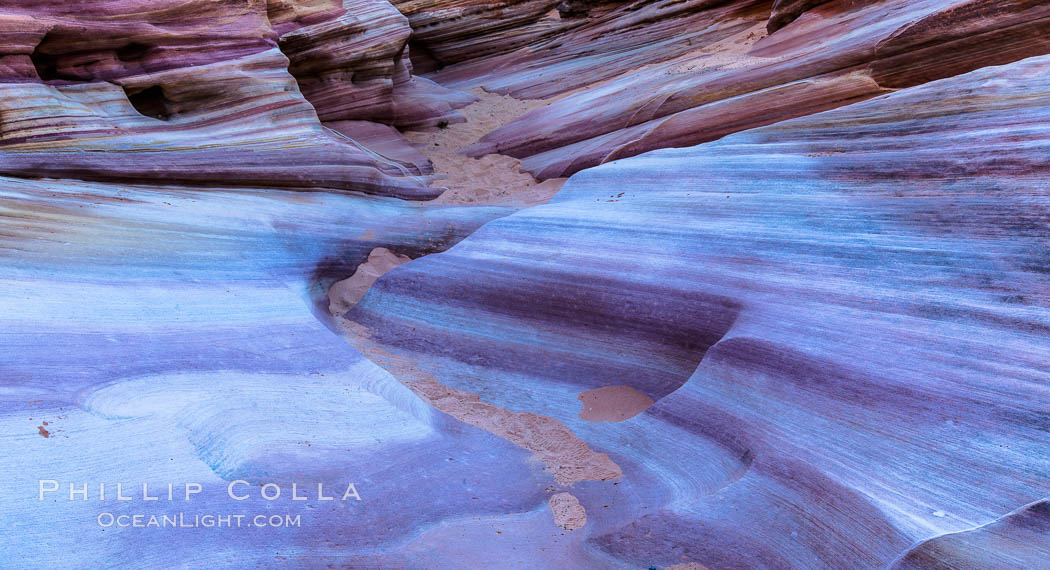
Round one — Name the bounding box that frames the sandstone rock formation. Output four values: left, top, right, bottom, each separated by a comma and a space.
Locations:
455, 0, 1050, 178
345, 55, 1050, 567
766, 0, 831, 33
391, 0, 567, 66
0, 0, 475, 198
275, 0, 476, 128
2, 0, 1049, 567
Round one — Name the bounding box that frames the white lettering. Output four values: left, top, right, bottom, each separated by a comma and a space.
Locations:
38, 480, 58, 500
228, 480, 250, 500
260, 483, 280, 500
69, 482, 87, 501
184, 482, 202, 501
342, 483, 361, 501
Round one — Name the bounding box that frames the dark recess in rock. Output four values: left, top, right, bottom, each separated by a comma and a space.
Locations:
30, 34, 66, 82
116, 42, 151, 62
408, 39, 444, 74
125, 85, 173, 120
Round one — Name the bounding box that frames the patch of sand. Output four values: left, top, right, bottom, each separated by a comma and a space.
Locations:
578, 385, 654, 422
665, 21, 773, 75
405, 87, 566, 207
328, 247, 412, 315
549, 492, 587, 531
335, 317, 622, 486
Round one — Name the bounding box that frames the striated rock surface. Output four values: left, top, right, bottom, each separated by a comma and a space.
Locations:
452, 0, 1050, 178
891, 500, 1050, 569
436, 0, 770, 99
0, 172, 537, 566
343, 56, 1050, 567
766, 0, 832, 33
2, 0, 1050, 567
275, 0, 476, 128
391, 0, 567, 66
0, 0, 473, 198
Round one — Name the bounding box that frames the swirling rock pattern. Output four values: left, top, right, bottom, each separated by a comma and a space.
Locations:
2, 0, 1050, 567
766, 0, 831, 33
345, 56, 1050, 567
0, 0, 476, 198
276, 0, 476, 128
0, 173, 534, 567
391, 0, 567, 65
456, 0, 1050, 178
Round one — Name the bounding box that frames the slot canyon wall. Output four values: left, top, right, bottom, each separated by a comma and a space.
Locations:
1, 0, 1049, 567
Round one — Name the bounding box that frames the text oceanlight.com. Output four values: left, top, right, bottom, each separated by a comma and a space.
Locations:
96, 512, 302, 528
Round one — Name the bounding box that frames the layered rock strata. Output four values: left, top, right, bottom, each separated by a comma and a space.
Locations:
2, 0, 1050, 567
343, 56, 1050, 567
450, 0, 1050, 178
